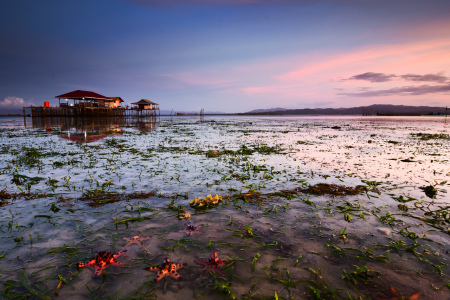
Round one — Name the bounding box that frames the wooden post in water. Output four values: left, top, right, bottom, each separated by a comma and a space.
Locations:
445, 106, 448, 124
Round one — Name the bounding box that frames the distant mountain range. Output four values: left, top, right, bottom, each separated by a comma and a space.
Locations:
241, 104, 448, 116
246, 107, 288, 114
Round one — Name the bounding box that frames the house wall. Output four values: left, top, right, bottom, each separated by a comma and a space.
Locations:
137, 104, 153, 109
134, 103, 158, 110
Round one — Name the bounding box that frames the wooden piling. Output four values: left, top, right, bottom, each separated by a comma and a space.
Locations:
24, 105, 150, 118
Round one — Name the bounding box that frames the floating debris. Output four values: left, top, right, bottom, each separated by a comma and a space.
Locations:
189, 194, 223, 209
0, 189, 13, 206
178, 211, 191, 219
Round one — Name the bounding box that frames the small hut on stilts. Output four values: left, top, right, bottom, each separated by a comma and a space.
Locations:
128, 99, 160, 116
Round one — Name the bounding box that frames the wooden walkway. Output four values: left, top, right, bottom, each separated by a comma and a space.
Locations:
23, 106, 160, 118
24, 115, 160, 130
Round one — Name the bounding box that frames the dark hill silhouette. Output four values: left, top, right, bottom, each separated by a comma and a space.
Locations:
240, 104, 447, 116
246, 107, 288, 113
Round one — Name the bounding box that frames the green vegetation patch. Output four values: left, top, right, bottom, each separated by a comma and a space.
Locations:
11, 174, 45, 185
78, 190, 157, 207
411, 133, 450, 140
419, 184, 437, 199
296, 183, 364, 197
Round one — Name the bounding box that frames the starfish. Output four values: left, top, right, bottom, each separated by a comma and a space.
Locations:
195, 251, 230, 275
380, 287, 420, 300
77, 250, 127, 277
178, 224, 204, 237
146, 258, 186, 282
123, 234, 150, 247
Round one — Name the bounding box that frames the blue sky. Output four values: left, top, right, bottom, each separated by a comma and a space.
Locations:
1, 0, 450, 113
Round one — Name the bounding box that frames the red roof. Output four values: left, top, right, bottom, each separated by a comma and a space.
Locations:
55, 90, 112, 101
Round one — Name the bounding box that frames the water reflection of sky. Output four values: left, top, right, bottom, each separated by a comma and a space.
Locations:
1, 115, 448, 200
21, 116, 159, 143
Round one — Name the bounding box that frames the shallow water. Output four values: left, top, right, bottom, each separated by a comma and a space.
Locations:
0, 115, 449, 299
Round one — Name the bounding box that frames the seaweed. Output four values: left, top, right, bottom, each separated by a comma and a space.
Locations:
411, 133, 450, 140
78, 190, 157, 207
296, 183, 364, 197
419, 184, 437, 199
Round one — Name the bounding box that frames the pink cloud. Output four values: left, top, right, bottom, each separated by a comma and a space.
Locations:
277, 39, 450, 82
234, 36, 450, 109
0, 97, 35, 108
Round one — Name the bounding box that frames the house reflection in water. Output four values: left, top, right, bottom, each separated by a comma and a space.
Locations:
27, 117, 160, 143
59, 128, 121, 143
136, 119, 158, 132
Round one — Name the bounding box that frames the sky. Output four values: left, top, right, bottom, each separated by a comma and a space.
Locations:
1, 0, 450, 114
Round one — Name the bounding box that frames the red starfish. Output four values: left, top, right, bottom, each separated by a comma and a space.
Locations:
195, 251, 230, 275
77, 250, 127, 277
380, 287, 420, 300
123, 234, 150, 247
178, 224, 204, 236
146, 258, 186, 282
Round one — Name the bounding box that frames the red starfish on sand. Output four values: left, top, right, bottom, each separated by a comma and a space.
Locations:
195, 251, 231, 275
178, 224, 204, 237
146, 258, 186, 282
380, 287, 420, 300
77, 250, 127, 277
123, 234, 150, 247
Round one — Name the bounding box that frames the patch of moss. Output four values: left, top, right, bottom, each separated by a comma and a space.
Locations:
296, 183, 363, 197
411, 133, 450, 140
419, 185, 437, 199
78, 190, 157, 207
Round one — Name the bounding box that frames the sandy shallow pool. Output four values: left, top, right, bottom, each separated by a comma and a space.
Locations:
0, 115, 449, 299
